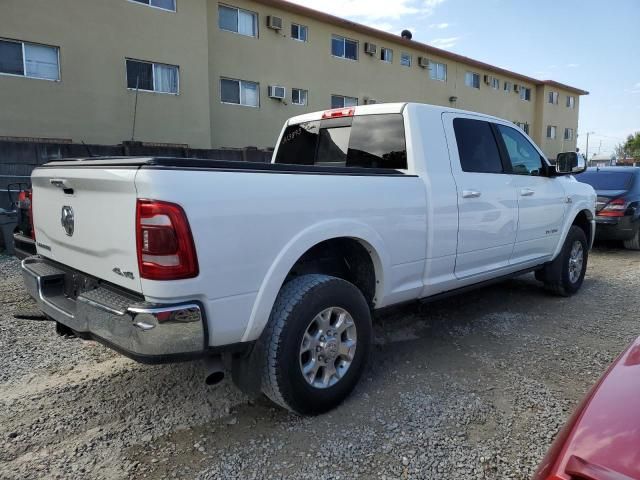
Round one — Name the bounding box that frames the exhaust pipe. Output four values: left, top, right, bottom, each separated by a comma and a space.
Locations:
204, 356, 225, 386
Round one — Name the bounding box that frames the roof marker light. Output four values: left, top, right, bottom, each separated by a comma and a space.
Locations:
322, 107, 356, 119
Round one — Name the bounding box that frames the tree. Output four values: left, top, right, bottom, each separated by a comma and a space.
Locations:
622, 132, 640, 160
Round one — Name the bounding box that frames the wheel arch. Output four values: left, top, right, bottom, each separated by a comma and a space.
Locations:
240, 220, 389, 343
553, 206, 595, 260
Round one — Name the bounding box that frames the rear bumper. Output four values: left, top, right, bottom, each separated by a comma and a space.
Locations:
21, 256, 207, 363
594, 216, 639, 241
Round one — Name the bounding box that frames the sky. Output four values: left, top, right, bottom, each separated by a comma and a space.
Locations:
288, 0, 640, 157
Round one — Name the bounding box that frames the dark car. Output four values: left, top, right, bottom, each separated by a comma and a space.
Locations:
12, 187, 37, 259
576, 167, 640, 249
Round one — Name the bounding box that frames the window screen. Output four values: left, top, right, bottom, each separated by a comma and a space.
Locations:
24, 44, 59, 80
275, 114, 407, 171
453, 118, 503, 173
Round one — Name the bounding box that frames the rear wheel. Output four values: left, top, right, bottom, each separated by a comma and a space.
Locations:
538, 226, 588, 297
623, 227, 640, 250
260, 274, 372, 415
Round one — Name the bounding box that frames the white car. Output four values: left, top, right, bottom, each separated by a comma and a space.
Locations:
22, 103, 595, 414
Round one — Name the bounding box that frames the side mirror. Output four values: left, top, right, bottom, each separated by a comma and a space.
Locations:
556, 152, 586, 175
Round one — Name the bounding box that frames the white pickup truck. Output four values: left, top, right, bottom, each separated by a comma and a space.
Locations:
23, 103, 595, 414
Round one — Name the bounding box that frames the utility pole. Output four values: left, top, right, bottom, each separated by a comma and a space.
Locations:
585, 131, 595, 162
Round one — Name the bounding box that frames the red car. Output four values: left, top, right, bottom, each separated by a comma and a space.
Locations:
535, 336, 640, 480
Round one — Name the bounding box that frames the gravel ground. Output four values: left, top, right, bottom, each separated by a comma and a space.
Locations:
1, 246, 638, 479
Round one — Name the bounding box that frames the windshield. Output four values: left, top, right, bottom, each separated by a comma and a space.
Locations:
576, 171, 635, 191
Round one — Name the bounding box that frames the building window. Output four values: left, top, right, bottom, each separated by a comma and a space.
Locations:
564, 128, 574, 140
548, 91, 559, 104
0, 39, 59, 81
520, 87, 532, 101
465, 71, 480, 89
504, 82, 512, 93
515, 122, 530, 135
331, 35, 358, 61
218, 4, 258, 37
430, 62, 447, 82
567, 96, 576, 108
547, 125, 557, 139
291, 23, 308, 42
380, 47, 393, 63
130, 0, 176, 12
331, 95, 358, 109
292, 88, 308, 106
220, 78, 259, 107
400, 53, 412, 67
126, 59, 179, 94
492, 77, 500, 90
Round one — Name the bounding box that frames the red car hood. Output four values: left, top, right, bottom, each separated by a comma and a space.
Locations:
536, 336, 640, 480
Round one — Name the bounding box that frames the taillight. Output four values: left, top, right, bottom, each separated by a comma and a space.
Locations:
597, 198, 627, 217
28, 190, 35, 240
136, 199, 199, 280
322, 107, 355, 119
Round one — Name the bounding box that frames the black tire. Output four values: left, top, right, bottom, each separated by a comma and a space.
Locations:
623, 227, 640, 250
260, 274, 372, 415
538, 226, 589, 297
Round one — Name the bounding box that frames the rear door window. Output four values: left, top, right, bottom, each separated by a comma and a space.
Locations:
453, 118, 504, 174
275, 114, 407, 170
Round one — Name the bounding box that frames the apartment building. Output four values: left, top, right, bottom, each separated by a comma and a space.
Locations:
0, 0, 587, 159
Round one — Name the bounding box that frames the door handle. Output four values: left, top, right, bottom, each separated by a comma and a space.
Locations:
520, 188, 535, 197
462, 190, 482, 199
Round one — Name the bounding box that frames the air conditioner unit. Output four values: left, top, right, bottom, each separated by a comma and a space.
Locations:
418, 57, 430, 68
266, 15, 283, 30
268, 85, 286, 100
513, 84, 520, 93
364, 97, 378, 105
364, 42, 377, 55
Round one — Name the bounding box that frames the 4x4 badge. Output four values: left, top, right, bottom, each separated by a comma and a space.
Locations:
61, 206, 74, 236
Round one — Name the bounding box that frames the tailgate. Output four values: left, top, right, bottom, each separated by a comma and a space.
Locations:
31, 167, 142, 293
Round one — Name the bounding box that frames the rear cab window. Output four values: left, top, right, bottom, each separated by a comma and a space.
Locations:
577, 171, 636, 191
274, 114, 408, 171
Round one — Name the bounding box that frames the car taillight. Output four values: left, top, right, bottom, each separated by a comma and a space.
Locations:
136, 199, 199, 281
28, 190, 35, 240
597, 198, 627, 217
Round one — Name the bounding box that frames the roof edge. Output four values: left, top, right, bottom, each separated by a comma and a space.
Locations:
254, 0, 589, 95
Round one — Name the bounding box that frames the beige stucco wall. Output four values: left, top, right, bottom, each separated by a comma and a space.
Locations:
208, 0, 544, 149
0, 0, 212, 148
0, 0, 582, 159
534, 85, 580, 159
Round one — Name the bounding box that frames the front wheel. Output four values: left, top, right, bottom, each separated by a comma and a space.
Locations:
260, 274, 372, 415
538, 226, 589, 297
